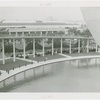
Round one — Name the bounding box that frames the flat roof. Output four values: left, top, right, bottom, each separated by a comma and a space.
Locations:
8, 27, 65, 32
0, 22, 79, 26
0, 36, 93, 39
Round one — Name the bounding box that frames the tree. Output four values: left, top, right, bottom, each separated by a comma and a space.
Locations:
26, 40, 42, 51
81, 29, 92, 37
4, 44, 13, 53
54, 39, 61, 48
68, 27, 81, 36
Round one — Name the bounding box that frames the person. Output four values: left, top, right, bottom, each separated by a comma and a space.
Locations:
7, 70, 9, 74
13, 67, 14, 70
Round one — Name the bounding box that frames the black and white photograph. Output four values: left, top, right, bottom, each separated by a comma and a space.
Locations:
0, 0, 100, 99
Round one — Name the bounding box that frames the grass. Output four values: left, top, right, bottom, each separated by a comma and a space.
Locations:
0, 58, 31, 71
68, 52, 100, 57
27, 54, 65, 62
0, 51, 99, 71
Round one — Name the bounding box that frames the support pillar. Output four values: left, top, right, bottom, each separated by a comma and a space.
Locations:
2, 39, 5, 64
69, 39, 71, 54
28, 32, 30, 36
30, 32, 32, 36
9, 32, 11, 36
9, 32, 11, 43
60, 38, 63, 54
33, 68, 35, 78
77, 60, 79, 68
16, 32, 18, 37
22, 32, 24, 36
33, 39, 35, 57
96, 44, 98, 52
13, 75, 16, 83
23, 38, 26, 59
42, 39, 45, 56
13, 39, 16, 62
43, 66, 45, 73
40, 31, 42, 36
52, 38, 54, 55
24, 71, 26, 80
78, 39, 80, 53
87, 39, 89, 53
95, 58, 97, 67
3, 80, 6, 87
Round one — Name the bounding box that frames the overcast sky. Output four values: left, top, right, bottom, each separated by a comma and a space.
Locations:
0, 7, 84, 22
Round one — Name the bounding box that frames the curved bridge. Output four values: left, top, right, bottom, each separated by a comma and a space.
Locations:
0, 54, 100, 91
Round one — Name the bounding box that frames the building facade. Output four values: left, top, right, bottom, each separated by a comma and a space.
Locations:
0, 21, 81, 36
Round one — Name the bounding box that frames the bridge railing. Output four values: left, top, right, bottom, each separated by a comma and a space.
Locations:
0, 62, 52, 91
0, 55, 100, 91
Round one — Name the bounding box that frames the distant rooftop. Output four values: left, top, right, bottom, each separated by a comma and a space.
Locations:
0, 21, 79, 26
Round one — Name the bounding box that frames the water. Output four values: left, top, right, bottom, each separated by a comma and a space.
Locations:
8, 58, 100, 92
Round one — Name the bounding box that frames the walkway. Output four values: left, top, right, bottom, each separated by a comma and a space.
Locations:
0, 57, 12, 61
16, 57, 37, 63
1, 54, 100, 83
58, 53, 72, 58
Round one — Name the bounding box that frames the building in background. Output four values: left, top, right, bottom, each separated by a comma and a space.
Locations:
0, 20, 81, 36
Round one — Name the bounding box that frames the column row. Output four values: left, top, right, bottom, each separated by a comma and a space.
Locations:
1, 38, 97, 64
9, 31, 61, 37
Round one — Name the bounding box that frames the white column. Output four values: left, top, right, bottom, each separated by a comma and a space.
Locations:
77, 60, 79, 68
95, 58, 97, 66
13, 39, 16, 62
87, 39, 89, 53
61, 38, 63, 54
78, 39, 80, 53
22, 32, 24, 36
52, 38, 54, 55
96, 44, 98, 52
28, 32, 30, 36
16, 32, 18, 37
30, 32, 32, 36
33, 39, 35, 57
42, 39, 45, 56
21, 32, 24, 46
9, 32, 11, 43
23, 38, 26, 59
69, 39, 71, 54
40, 31, 42, 36
9, 32, 11, 36
2, 39, 5, 64
52, 31, 54, 35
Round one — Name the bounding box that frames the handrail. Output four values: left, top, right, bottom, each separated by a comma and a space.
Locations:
0, 55, 100, 89
0, 55, 100, 88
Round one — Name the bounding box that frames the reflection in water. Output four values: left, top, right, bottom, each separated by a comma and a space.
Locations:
7, 58, 100, 92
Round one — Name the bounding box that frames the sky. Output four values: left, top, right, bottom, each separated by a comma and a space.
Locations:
81, 7, 100, 45
0, 7, 84, 22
